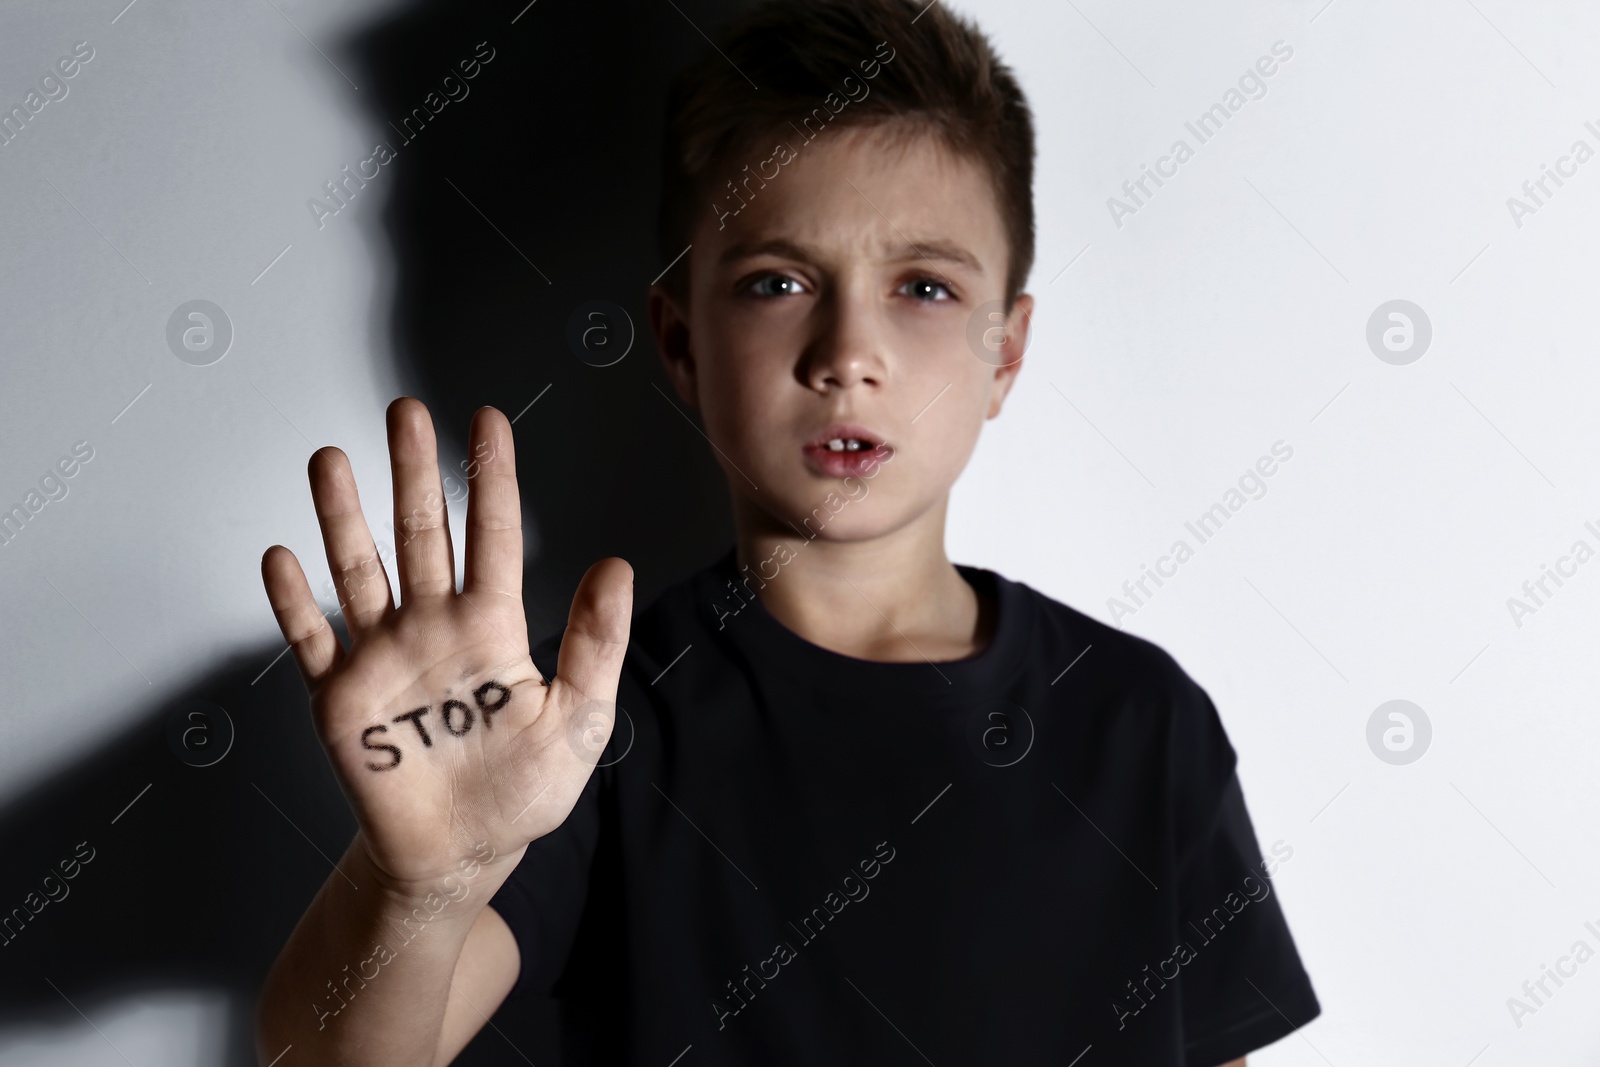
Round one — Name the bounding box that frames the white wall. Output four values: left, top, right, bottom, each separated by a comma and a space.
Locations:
3, 0, 1598, 1062
951, 0, 1600, 1063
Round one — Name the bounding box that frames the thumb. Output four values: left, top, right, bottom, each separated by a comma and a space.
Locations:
552, 557, 634, 705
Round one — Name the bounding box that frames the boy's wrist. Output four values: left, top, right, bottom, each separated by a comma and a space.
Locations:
344, 834, 521, 923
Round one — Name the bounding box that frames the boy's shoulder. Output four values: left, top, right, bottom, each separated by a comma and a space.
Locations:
993, 564, 1212, 711
1001, 569, 1239, 820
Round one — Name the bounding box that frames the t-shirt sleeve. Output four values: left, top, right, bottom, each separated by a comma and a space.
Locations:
1167, 670, 1321, 1066
487, 627, 604, 1000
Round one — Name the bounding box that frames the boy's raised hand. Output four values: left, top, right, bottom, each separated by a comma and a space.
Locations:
259, 398, 632, 892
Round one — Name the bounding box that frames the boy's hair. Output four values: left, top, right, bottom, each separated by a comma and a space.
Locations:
657, 0, 1036, 313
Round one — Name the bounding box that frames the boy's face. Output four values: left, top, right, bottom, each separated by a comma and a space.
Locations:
649, 123, 1033, 546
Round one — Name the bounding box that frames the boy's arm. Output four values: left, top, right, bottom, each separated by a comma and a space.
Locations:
252, 399, 630, 1066
255, 837, 522, 1067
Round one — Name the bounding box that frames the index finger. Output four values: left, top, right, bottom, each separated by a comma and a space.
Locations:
462, 406, 524, 599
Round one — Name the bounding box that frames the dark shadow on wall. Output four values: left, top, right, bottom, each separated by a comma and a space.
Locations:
0, 644, 560, 1065
0, 1, 752, 1065
0, 650, 375, 1066
351, 0, 750, 641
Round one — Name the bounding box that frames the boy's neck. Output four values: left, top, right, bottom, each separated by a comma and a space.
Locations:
730, 501, 997, 664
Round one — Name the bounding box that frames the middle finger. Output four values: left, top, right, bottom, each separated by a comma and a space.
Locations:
387, 397, 457, 602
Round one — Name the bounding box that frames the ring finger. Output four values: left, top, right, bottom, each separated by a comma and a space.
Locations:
309, 445, 395, 638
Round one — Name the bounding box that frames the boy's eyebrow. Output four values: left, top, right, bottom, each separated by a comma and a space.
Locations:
718, 236, 986, 275
885, 238, 987, 275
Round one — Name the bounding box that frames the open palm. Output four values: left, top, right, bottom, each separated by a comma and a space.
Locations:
260, 398, 632, 892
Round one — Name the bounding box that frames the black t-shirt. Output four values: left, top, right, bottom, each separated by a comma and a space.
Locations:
489, 547, 1320, 1065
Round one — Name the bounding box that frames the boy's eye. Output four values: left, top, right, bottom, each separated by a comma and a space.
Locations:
743, 273, 956, 301
902, 278, 955, 302
747, 273, 807, 298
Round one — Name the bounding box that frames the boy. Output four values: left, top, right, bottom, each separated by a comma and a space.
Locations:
255, 0, 1319, 1063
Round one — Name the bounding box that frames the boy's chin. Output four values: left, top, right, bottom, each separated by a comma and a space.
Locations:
755, 498, 908, 545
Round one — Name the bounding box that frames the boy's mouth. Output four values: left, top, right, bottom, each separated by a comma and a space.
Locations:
803, 423, 886, 451
801, 423, 893, 479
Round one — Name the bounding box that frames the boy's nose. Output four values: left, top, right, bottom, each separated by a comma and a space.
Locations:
803, 296, 887, 392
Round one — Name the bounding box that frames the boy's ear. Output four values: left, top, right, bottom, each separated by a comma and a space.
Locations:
648, 281, 698, 409
985, 292, 1033, 419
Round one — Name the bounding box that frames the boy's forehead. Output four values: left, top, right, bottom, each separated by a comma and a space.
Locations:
702, 125, 1005, 271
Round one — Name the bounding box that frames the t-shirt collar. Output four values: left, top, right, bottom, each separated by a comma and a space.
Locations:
697, 544, 1035, 702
